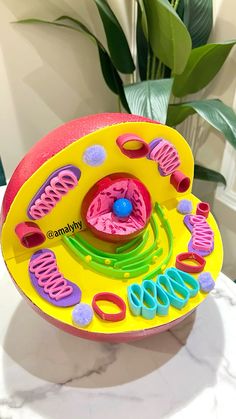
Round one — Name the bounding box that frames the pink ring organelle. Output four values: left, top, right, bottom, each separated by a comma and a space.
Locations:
148, 138, 180, 176
189, 215, 214, 252
29, 249, 81, 307
170, 171, 190, 193
28, 165, 81, 220
196, 202, 210, 218
116, 134, 150, 158
82, 175, 152, 242
15, 221, 46, 248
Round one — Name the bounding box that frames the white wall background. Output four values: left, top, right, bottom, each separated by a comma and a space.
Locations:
192, 0, 236, 172
0, 0, 133, 178
190, 0, 236, 278
0, 0, 236, 276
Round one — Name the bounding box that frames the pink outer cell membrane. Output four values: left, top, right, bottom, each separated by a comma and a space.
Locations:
11, 270, 193, 342
34, 300, 194, 342
86, 178, 149, 236
1, 113, 158, 227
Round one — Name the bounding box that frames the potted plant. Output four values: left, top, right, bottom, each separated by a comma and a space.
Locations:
17, 0, 236, 184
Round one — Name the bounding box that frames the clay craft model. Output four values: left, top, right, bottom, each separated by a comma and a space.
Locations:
0, 113, 223, 342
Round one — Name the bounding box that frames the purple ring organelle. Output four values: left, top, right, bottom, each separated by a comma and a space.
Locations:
147, 138, 180, 176
184, 214, 214, 256
29, 248, 82, 307
27, 165, 81, 220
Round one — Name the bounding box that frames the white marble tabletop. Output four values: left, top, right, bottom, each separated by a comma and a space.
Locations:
1, 185, 236, 419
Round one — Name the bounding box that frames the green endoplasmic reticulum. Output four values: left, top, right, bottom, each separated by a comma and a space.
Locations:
62, 203, 173, 280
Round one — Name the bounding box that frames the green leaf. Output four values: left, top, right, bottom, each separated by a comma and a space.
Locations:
182, 0, 212, 48
93, 0, 135, 74
143, 0, 192, 74
124, 78, 173, 123
0, 158, 6, 186
167, 99, 236, 148
55, 17, 127, 101
136, 2, 148, 81
176, 0, 185, 20
98, 48, 129, 111
194, 164, 226, 185
16, 17, 129, 110
16, 17, 97, 43
167, 103, 195, 126
138, 0, 148, 38
173, 41, 236, 97
55, 16, 129, 109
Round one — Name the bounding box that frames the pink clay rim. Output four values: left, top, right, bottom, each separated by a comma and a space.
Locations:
116, 134, 150, 158
170, 170, 190, 193
15, 222, 46, 248
196, 202, 210, 218
4, 255, 196, 342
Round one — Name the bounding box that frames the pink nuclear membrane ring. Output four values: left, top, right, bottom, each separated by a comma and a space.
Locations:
81, 173, 152, 242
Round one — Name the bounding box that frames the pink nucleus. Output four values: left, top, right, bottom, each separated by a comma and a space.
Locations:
82, 174, 152, 242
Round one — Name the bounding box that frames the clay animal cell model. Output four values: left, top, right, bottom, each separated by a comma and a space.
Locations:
0, 113, 223, 342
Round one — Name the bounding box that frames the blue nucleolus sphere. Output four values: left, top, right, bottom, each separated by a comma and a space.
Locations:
112, 198, 133, 218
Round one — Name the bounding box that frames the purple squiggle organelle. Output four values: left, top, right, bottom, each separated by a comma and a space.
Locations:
27, 165, 81, 220
29, 248, 81, 307
184, 215, 214, 256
